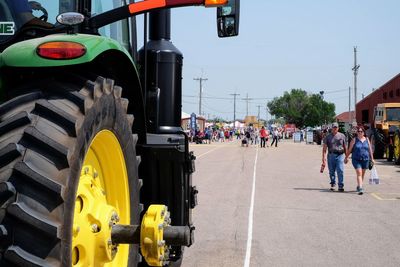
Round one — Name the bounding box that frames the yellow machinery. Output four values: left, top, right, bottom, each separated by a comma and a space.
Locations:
371, 103, 400, 164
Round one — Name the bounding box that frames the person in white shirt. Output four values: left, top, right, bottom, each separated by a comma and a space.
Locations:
271, 128, 279, 147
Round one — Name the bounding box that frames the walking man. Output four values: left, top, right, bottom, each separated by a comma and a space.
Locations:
271, 128, 279, 147
260, 126, 267, 148
322, 122, 347, 191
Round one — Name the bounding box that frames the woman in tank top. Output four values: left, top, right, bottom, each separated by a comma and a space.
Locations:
345, 126, 375, 195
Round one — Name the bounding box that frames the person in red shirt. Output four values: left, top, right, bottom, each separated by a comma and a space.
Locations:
224, 130, 230, 141
259, 126, 267, 148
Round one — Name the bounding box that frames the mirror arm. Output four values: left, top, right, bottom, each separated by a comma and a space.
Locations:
89, 0, 207, 29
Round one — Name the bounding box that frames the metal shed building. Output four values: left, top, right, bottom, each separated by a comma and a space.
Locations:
356, 73, 400, 124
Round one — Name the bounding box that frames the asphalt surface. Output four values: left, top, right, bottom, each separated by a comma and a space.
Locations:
181, 138, 400, 267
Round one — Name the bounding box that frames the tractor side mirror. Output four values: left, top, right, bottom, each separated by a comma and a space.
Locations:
217, 0, 240, 38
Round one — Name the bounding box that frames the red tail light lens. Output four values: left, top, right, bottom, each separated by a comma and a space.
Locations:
37, 41, 86, 59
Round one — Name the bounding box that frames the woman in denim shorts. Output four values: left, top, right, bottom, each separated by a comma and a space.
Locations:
345, 126, 375, 195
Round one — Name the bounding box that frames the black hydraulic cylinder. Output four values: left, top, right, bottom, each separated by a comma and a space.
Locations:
139, 9, 183, 133
111, 225, 191, 246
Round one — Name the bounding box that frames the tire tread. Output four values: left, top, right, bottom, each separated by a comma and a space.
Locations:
20, 126, 69, 170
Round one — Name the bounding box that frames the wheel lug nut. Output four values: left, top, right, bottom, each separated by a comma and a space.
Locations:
91, 224, 100, 233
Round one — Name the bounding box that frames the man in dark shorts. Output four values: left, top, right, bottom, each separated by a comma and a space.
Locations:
322, 123, 348, 191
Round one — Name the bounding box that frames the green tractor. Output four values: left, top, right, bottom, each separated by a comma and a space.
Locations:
0, 0, 240, 266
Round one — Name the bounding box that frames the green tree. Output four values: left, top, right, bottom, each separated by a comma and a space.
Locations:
212, 116, 226, 123
267, 89, 336, 128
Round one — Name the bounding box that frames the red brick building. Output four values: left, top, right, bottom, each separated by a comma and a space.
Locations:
336, 111, 355, 124
356, 73, 400, 124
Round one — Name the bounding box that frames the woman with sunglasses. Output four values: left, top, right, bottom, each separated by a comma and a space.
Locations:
345, 126, 375, 195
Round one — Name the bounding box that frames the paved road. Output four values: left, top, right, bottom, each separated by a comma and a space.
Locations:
182, 139, 400, 267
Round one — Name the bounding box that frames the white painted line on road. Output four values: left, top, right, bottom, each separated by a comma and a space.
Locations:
244, 146, 259, 267
196, 145, 228, 159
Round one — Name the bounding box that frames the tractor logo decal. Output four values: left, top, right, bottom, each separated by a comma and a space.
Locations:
0, 22, 15, 35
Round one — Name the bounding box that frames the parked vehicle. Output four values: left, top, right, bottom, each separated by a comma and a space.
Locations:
370, 103, 400, 164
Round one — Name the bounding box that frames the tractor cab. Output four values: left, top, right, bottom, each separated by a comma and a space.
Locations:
0, 0, 131, 51
0, 0, 239, 51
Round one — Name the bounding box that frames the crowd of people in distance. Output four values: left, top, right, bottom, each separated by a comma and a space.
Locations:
189, 126, 285, 148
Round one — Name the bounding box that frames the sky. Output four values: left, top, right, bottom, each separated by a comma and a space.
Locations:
153, 0, 400, 121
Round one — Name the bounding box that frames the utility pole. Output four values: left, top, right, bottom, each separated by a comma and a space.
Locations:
256, 105, 261, 125
265, 104, 269, 125
242, 94, 253, 117
229, 93, 240, 126
348, 86, 351, 127
352, 46, 360, 123
193, 77, 208, 115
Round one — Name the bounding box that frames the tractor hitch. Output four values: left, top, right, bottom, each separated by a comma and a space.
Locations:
111, 205, 191, 266
111, 224, 191, 246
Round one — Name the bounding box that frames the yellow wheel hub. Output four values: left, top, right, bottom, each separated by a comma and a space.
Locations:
141, 205, 171, 266
72, 130, 131, 266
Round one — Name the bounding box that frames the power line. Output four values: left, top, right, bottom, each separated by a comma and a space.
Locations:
323, 88, 349, 94
182, 100, 198, 105
183, 94, 233, 100
202, 101, 239, 114
183, 94, 273, 101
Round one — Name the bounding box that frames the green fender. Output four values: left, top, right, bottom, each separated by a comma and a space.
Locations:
0, 33, 133, 67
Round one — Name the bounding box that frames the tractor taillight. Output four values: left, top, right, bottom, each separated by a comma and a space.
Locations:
37, 42, 86, 59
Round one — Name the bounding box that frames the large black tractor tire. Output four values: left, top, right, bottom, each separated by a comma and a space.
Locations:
0, 77, 141, 266
394, 130, 400, 165
371, 129, 385, 159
